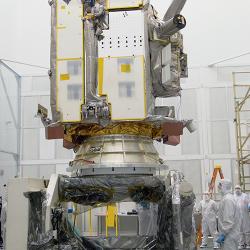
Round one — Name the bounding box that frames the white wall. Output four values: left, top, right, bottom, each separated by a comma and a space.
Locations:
0, 0, 50, 75
2, 0, 250, 69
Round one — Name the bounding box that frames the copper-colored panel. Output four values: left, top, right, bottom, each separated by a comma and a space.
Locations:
163, 135, 180, 146
63, 139, 75, 149
45, 126, 64, 139
162, 122, 183, 136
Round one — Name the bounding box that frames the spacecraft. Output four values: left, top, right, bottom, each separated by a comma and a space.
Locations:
41, 0, 191, 177
5, 0, 196, 249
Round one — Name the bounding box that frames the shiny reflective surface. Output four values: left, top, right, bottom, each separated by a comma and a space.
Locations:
74, 135, 160, 165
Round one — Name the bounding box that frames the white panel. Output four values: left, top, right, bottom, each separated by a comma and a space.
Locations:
39, 129, 55, 159
4, 127, 17, 154
217, 67, 235, 82
57, 0, 83, 59
56, 0, 84, 122
22, 165, 39, 178
55, 140, 73, 159
102, 56, 146, 120
119, 202, 136, 214
231, 160, 239, 187
22, 129, 39, 160
154, 141, 165, 158
108, 0, 142, 9
210, 121, 230, 154
199, 68, 219, 85
31, 76, 50, 92
182, 128, 200, 155
98, 10, 145, 57
21, 77, 33, 93
164, 143, 182, 156
22, 96, 40, 128
209, 88, 228, 120
0, 152, 17, 194
57, 60, 83, 121
0, 66, 19, 154
22, 95, 49, 129
227, 87, 235, 120
181, 89, 198, 120
162, 65, 171, 84
181, 68, 201, 87
56, 164, 69, 175
5, 179, 44, 250
161, 45, 172, 94
39, 165, 56, 179
1, 127, 15, 156
162, 44, 171, 66
229, 121, 236, 154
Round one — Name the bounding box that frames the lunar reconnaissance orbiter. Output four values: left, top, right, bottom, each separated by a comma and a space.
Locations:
32, 0, 195, 249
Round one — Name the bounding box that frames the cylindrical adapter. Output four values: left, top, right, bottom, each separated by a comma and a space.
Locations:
156, 14, 186, 39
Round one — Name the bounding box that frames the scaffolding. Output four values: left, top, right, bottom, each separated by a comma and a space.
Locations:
233, 72, 250, 192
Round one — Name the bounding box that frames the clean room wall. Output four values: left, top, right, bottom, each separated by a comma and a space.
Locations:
1, 0, 250, 197
156, 66, 250, 198
0, 0, 50, 73
1, 0, 250, 70
20, 76, 73, 178
0, 62, 20, 196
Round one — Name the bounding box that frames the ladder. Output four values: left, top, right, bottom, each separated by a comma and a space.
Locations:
196, 165, 224, 246
208, 165, 224, 193
233, 72, 250, 192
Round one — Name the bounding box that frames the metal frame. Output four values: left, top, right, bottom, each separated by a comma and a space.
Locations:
233, 72, 250, 191
0, 60, 22, 177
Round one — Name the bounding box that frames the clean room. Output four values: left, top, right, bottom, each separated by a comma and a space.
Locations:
0, 0, 250, 249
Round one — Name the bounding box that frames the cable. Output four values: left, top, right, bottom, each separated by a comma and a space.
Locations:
0, 58, 49, 70
208, 52, 250, 67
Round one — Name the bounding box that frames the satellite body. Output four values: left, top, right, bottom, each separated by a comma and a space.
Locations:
41, 0, 189, 176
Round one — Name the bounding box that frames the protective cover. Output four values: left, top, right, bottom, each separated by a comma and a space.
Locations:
58, 175, 165, 205
28, 229, 84, 250
156, 185, 176, 249
180, 192, 196, 250
25, 191, 86, 250
25, 174, 195, 250
24, 191, 45, 247
147, 4, 185, 98
80, 236, 156, 249
25, 190, 158, 249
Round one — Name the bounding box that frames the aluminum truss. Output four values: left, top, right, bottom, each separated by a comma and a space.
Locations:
233, 72, 250, 191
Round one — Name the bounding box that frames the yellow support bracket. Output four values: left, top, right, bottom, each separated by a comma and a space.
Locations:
105, 203, 118, 237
